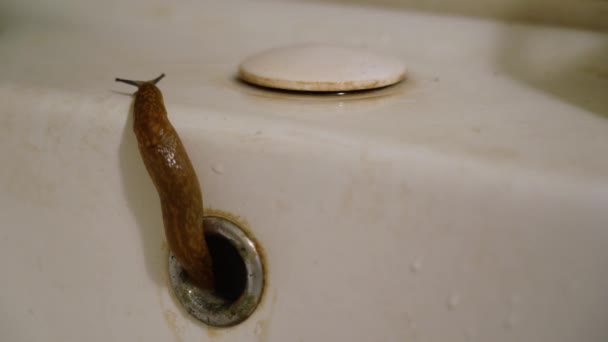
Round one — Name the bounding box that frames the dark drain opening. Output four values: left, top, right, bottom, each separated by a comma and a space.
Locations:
206, 232, 247, 302
169, 216, 264, 326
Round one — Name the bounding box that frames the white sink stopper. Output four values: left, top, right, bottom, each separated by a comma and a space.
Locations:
238, 43, 406, 92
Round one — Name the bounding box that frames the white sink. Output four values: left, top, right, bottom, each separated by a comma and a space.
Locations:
1, 1, 607, 341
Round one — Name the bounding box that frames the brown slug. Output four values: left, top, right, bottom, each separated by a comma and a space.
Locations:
116, 74, 214, 290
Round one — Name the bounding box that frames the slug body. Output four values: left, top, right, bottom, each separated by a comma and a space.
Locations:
117, 74, 214, 290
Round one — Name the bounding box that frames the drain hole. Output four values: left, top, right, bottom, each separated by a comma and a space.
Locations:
169, 216, 265, 326
206, 232, 247, 302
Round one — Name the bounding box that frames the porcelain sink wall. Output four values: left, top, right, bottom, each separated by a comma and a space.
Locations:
1, 1, 607, 341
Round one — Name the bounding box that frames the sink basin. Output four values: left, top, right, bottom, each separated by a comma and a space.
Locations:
1, 1, 607, 341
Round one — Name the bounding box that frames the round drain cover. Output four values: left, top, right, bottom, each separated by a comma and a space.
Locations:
239, 44, 406, 92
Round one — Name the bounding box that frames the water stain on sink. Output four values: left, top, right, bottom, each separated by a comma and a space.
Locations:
254, 290, 278, 342
254, 317, 271, 341
205, 326, 223, 339
164, 310, 183, 342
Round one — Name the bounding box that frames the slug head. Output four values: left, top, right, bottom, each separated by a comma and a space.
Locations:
116, 73, 169, 146
116, 73, 167, 113
115, 73, 165, 88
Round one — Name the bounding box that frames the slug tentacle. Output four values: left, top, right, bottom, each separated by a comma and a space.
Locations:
116, 74, 214, 290
115, 73, 165, 87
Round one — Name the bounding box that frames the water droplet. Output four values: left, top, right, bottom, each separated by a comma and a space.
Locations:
410, 259, 422, 274
212, 163, 225, 175
447, 293, 460, 310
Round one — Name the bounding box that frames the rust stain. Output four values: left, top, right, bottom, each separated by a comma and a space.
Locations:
205, 327, 223, 339
254, 290, 278, 342
164, 310, 183, 342
203, 208, 251, 232
160, 209, 269, 339
255, 318, 271, 342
